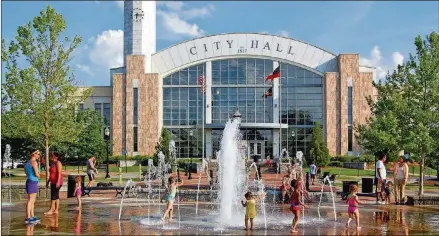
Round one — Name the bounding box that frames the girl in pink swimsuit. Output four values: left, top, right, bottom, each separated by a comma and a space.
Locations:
74, 176, 82, 210
346, 184, 361, 229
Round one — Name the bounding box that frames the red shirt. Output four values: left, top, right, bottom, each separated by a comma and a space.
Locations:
49, 160, 63, 185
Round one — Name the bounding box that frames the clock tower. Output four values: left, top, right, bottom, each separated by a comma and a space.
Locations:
123, 1, 156, 73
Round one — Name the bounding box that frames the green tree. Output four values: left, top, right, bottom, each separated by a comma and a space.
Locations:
393, 32, 439, 195
308, 121, 330, 166
154, 128, 172, 165
52, 110, 106, 163
356, 32, 439, 195
1, 6, 91, 182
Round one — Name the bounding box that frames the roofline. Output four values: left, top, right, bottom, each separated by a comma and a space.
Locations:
152, 32, 338, 57
359, 65, 376, 69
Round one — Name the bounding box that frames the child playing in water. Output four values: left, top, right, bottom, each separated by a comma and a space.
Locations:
290, 180, 309, 233
73, 176, 82, 210
161, 176, 183, 222
241, 191, 267, 230
346, 184, 362, 229
296, 176, 312, 203
384, 181, 393, 205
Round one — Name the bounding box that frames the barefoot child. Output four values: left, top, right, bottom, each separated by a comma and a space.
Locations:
73, 176, 82, 210
241, 191, 267, 230
346, 184, 362, 229
161, 177, 183, 222
290, 180, 309, 233
384, 181, 393, 205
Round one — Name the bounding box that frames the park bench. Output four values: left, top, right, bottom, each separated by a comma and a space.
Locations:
82, 186, 137, 198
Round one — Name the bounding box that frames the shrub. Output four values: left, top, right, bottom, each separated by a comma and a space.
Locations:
359, 154, 375, 163
329, 161, 343, 167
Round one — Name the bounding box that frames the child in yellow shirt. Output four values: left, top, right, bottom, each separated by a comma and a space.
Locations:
241, 191, 267, 230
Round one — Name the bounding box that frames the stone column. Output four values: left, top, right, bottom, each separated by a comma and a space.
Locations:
324, 72, 338, 156
111, 74, 124, 155
338, 54, 360, 156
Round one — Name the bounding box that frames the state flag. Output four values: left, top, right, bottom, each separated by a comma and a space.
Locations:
265, 66, 280, 81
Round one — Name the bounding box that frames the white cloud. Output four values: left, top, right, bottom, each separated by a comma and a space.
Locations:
360, 46, 405, 81
278, 30, 289, 37
88, 30, 124, 70
157, 1, 184, 11
116, 1, 123, 10
180, 4, 215, 20
76, 64, 94, 75
157, 1, 215, 40
392, 52, 404, 68
157, 11, 205, 38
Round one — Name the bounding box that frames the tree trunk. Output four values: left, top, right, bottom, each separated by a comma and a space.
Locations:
44, 113, 50, 198
418, 153, 424, 196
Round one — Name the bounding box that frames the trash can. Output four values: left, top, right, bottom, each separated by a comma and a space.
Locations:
362, 178, 374, 193
68, 174, 85, 198
342, 181, 359, 193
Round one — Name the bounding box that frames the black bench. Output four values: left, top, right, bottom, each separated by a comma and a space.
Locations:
83, 186, 135, 198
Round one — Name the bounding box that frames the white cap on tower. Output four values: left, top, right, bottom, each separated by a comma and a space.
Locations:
123, 1, 156, 73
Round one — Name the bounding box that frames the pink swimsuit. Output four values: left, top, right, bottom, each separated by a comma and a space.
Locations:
347, 195, 358, 214
75, 186, 82, 197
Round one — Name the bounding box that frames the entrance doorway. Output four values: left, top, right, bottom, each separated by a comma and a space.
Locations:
248, 141, 265, 162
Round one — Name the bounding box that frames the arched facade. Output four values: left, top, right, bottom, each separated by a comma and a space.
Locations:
109, 33, 376, 159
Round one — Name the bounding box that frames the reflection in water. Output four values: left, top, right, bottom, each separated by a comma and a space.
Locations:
46, 214, 59, 232
75, 211, 81, 235
2, 200, 439, 235
25, 224, 35, 236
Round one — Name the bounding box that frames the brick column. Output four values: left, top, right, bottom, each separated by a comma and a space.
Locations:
138, 74, 159, 155
338, 54, 360, 156
111, 74, 124, 155
125, 56, 144, 156
324, 72, 338, 156
352, 72, 374, 153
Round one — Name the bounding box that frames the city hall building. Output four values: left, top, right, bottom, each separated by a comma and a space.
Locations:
81, 1, 376, 160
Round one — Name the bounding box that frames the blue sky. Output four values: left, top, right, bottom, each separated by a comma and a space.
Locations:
2, 1, 438, 86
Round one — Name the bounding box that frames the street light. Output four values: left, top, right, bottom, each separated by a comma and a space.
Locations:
104, 127, 110, 179
188, 130, 193, 180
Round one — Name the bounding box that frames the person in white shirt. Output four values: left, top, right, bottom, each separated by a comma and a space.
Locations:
309, 162, 317, 185
375, 153, 387, 204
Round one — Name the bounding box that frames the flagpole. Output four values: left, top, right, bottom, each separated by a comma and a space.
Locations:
202, 72, 205, 163
279, 62, 282, 164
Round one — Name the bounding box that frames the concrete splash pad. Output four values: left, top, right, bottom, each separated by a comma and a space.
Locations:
2, 198, 439, 235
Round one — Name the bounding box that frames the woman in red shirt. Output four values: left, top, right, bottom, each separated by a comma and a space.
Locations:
44, 152, 63, 215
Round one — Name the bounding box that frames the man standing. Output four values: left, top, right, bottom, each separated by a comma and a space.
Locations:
86, 156, 98, 187
376, 153, 387, 204
309, 161, 317, 185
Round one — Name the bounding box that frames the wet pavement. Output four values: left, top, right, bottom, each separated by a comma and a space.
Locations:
2, 197, 439, 235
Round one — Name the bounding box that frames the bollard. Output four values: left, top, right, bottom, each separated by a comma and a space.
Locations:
139, 164, 142, 181
305, 172, 310, 191
119, 167, 122, 185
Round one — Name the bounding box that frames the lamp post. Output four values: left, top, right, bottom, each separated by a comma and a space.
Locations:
188, 130, 193, 180
104, 127, 110, 179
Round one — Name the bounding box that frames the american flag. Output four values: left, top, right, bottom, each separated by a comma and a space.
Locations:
199, 74, 206, 94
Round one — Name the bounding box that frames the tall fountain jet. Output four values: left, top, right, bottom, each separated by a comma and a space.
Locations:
217, 109, 246, 227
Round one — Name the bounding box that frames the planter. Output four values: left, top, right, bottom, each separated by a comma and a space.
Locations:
343, 162, 367, 170
118, 160, 137, 167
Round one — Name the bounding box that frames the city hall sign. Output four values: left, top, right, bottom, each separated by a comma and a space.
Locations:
151, 33, 338, 76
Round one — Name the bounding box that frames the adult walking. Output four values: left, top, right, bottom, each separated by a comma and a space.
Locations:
25, 149, 41, 224
45, 152, 63, 215
375, 153, 387, 204
394, 156, 409, 204
86, 156, 98, 187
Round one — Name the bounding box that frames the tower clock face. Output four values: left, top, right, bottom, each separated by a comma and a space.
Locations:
131, 8, 144, 22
